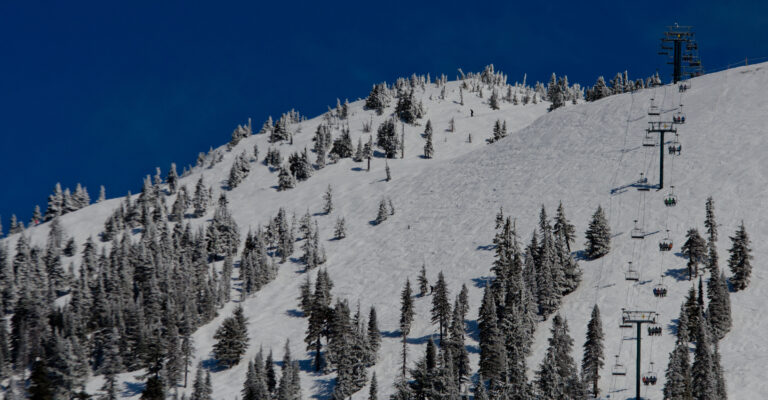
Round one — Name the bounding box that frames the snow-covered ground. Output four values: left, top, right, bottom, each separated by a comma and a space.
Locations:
5, 62, 767, 399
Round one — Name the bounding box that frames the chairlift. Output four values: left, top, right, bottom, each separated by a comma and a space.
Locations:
659, 230, 673, 251
643, 131, 657, 147
630, 220, 645, 239
642, 362, 658, 385
625, 261, 639, 281
647, 324, 663, 336
637, 172, 648, 185
668, 135, 682, 155
648, 98, 660, 116
653, 277, 668, 297
612, 355, 627, 376
673, 104, 686, 124
664, 186, 678, 207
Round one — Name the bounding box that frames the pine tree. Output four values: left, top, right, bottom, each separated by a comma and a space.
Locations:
369, 371, 378, 400
385, 160, 391, 182
322, 185, 333, 214
376, 119, 399, 158
228, 151, 251, 189
489, 89, 500, 110
29, 360, 54, 400
334, 217, 346, 240
682, 228, 707, 279
663, 340, 692, 400
478, 285, 504, 382
712, 343, 727, 399
193, 176, 208, 217
431, 271, 451, 343
553, 201, 576, 252
167, 163, 179, 194
535, 314, 582, 399
367, 306, 381, 358
399, 279, 414, 378
582, 305, 604, 397
584, 205, 610, 259
706, 272, 732, 340
212, 306, 249, 367
277, 165, 296, 191
704, 197, 717, 243
728, 222, 752, 291
423, 130, 434, 159
692, 316, 716, 400
375, 199, 389, 225
190, 365, 211, 400
418, 264, 429, 296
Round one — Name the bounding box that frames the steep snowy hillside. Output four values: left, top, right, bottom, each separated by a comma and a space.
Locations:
4, 63, 766, 400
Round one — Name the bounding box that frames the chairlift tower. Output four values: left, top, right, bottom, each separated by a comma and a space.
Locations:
622, 309, 658, 400
659, 24, 703, 83
647, 121, 677, 189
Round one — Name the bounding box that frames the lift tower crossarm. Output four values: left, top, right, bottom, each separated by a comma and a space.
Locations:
647, 121, 677, 189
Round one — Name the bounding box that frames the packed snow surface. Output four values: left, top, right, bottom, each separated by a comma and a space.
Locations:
6, 62, 768, 399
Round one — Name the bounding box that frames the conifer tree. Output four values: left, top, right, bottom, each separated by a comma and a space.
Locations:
584, 205, 610, 259
704, 197, 717, 244
706, 272, 732, 340
212, 306, 249, 367
535, 314, 583, 399
399, 279, 414, 378
663, 340, 693, 400
193, 176, 208, 217
167, 163, 179, 194
478, 285, 504, 382
692, 315, 716, 400
423, 130, 434, 159
369, 371, 378, 400
553, 201, 576, 252
431, 271, 451, 343
277, 166, 296, 191
321, 185, 334, 215
418, 264, 429, 296
582, 304, 604, 397
375, 199, 389, 225
385, 161, 391, 182
728, 222, 752, 291
712, 343, 727, 399
334, 217, 346, 240
682, 228, 707, 279
489, 89, 500, 110
376, 119, 399, 158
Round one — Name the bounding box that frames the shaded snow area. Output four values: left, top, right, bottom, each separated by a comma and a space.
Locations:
4, 62, 767, 399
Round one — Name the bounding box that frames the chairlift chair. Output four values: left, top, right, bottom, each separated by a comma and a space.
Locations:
648, 98, 660, 116
612, 355, 627, 376
647, 323, 663, 336
653, 277, 668, 297
642, 362, 658, 385
625, 261, 639, 281
643, 131, 657, 147
630, 220, 645, 239
664, 186, 678, 207
668, 135, 682, 155
659, 233, 673, 251
673, 105, 686, 124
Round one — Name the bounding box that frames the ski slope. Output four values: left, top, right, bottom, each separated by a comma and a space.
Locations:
5, 62, 767, 399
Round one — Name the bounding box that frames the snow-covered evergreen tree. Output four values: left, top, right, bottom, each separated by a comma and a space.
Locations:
228, 151, 251, 189
728, 222, 752, 291
334, 217, 346, 240
212, 306, 249, 368
377, 118, 399, 158
431, 271, 451, 343
663, 340, 693, 400
322, 185, 333, 215
584, 205, 610, 259
418, 264, 429, 296
706, 271, 732, 340
375, 199, 389, 225
581, 304, 604, 397
277, 165, 296, 191
682, 228, 707, 279
399, 279, 414, 378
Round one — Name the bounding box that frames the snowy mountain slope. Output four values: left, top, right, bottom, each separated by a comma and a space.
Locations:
4, 62, 767, 400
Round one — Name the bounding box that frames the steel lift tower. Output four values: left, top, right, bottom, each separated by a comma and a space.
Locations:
659, 24, 703, 83
622, 310, 659, 400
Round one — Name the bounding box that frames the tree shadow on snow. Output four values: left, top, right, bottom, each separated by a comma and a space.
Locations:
664, 267, 691, 282
471, 277, 493, 288
380, 330, 402, 339
311, 376, 336, 399
465, 320, 480, 342
201, 357, 227, 373
285, 309, 304, 318
407, 334, 441, 346
122, 381, 144, 397
572, 250, 589, 261
667, 318, 680, 337
476, 244, 495, 251
350, 167, 365, 172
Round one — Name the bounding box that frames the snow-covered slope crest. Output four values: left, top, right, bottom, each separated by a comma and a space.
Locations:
4, 62, 768, 400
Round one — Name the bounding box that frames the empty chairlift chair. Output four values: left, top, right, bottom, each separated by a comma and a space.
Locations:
648, 98, 660, 116
664, 186, 678, 207
631, 220, 646, 239
612, 355, 627, 376
625, 261, 639, 281
637, 172, 651, 191
643, 131, 657, 147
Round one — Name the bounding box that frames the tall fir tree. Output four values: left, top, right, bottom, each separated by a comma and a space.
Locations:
430, 271, 451, 343
399, 279, 414, 378
584, 205, 610, 259
727, 222, 752, 291
212, 306, 249, 367
581, 305, 604, 397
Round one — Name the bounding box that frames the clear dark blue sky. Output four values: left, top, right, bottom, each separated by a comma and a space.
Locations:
1, 0, 765, 225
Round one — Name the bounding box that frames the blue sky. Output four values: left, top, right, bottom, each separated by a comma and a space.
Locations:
1, 0, 765, 227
